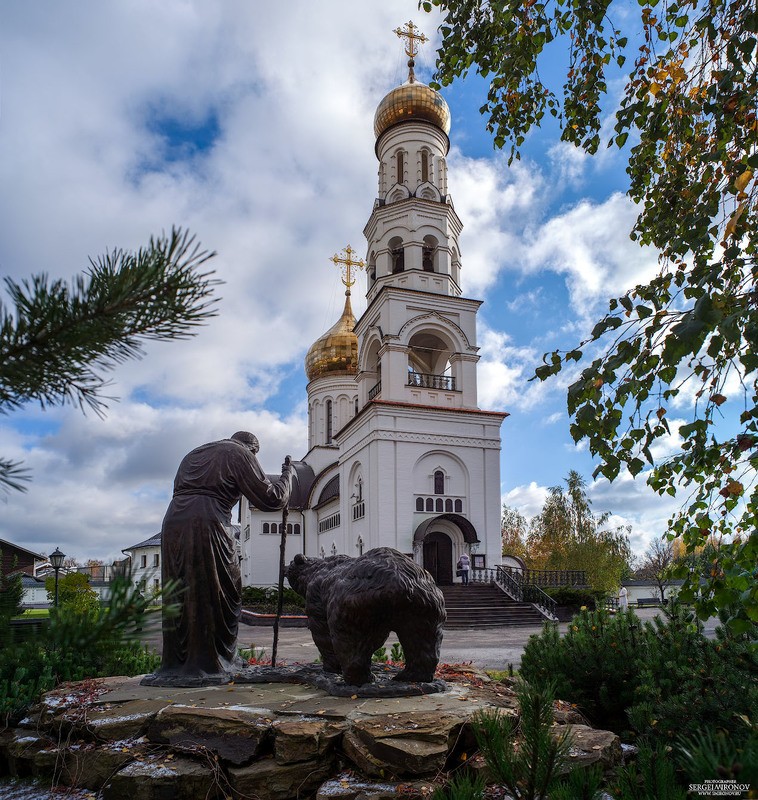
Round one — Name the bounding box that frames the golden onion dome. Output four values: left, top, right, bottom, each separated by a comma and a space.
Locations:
374, 78, 451, 139
304, 293, 358, 382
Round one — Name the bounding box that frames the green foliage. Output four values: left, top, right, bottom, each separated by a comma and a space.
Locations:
0, 227, 218, 492
521, 609, 642, 729
431, 771, 485, 800
677, 728, 758, 788
45, 571, 100, 614
501, 503, 528, 558
525, 471, 634, 593
425, 0, 758, 628
241, 585, 305, 613
0, 575, 165, 724
520, 605, 758, 739
550, 764, 604, 800
627, 607, 758, 743
612, 743, 687, 800
544, 586, 605, 609
472, 680, 571, 800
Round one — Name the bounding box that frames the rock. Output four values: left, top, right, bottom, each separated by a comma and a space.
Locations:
65, 699, 169, 742
272, 717, 345, 764
552, 700, 586, 725
147, 704, 273, 767
343, 711, 471, 777
316, 772, 436, 799
559, 724, 622, 772
228, 755, 333, 800
5, 731, 57, 777
103, 754, 218, 800
35, 740, 144, 790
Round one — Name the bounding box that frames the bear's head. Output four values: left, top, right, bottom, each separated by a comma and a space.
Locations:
285, 553, 311, 598
285, 553, 353, 598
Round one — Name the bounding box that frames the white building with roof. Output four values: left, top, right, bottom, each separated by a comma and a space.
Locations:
240, 31, 507, 587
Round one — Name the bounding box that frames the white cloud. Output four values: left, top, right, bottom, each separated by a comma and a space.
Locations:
523, 192, 660, 318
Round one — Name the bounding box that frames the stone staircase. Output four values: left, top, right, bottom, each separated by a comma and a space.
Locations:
441, 583, 547, 628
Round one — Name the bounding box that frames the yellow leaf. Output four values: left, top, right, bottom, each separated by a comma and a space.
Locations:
724, 201, 746, 238
650, 82, 662, 96
735, 169, 753, 192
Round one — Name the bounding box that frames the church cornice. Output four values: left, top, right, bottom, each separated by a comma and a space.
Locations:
363, 196, 463, 242
355, 285, 482, 338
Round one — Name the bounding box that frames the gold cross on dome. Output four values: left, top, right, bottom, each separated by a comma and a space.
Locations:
330, 245, 365, 290
394, 20, 428, 59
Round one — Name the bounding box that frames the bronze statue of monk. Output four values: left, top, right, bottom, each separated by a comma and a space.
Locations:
143, 431, 292, 686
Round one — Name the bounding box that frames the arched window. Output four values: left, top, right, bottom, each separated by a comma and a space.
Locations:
423, 235, 438, 273
434, 470, 445, 494
445, 499, 453, 512
396, 150, 404, 184
454, 499, 463, 513
262, 522, 269, 534
357, 536, 364, 556
356, 476, 363, 502
416, 497, 424, 511
320, 547, 326, 559
325, 399, 333, 443
426, 498, 434, 512
331, 542, 337, 557
286, 523, 293, 534
421, 149, 429, 183
435, 498, 443, 512
293, 524, 301, 535
389, 236, 405, 273
354, 397, 359, 415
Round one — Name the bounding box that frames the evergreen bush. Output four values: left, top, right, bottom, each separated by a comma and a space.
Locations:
544, 587, 606, 609
520, 604, 758, 743
0, 575, 164, 725
520, 608, 642, 729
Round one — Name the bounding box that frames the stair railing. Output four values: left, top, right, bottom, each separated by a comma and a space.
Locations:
522, 583, 558, 621
494, 566, 524, 602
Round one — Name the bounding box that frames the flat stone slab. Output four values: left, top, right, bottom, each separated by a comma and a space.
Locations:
143, 662, 447, 697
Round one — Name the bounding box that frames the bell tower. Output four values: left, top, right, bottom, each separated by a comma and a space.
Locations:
333, 23, 507, 582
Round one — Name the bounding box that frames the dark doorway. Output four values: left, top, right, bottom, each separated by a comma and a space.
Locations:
423, 531, 453, 585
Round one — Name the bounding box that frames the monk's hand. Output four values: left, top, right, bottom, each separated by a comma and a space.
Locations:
283, 455, 292, 472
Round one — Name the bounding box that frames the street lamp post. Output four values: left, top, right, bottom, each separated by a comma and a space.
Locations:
50, 547, 65, 608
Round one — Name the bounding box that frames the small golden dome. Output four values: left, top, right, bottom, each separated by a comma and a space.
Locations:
305, 293, 358, 382
374, 79, 451, 139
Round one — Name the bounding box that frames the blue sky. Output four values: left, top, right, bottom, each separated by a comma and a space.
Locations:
0, 0, 680, 564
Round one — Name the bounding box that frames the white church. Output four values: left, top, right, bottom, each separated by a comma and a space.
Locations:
239, 25, 508, 588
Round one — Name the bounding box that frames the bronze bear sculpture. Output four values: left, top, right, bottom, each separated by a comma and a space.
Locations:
286, 547, 446, 686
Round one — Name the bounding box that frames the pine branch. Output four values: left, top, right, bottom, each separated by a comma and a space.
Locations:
0, 227, 219, 415
0, 227, 220, 493
0, 458, 31, 494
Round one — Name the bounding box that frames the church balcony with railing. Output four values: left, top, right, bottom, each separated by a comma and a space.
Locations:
408, 372, 456, 391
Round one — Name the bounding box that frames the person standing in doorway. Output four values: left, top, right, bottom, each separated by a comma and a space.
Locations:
457, 552, 471, 586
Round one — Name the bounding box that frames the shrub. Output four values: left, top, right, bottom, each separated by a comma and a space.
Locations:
472, 680, 570, 800
241, 585, 304, 612
627, 607, 758, 744
520, 608, 642, 729
0, 575, 164, 725
520, 604, 758, 742
544, 587, 605, 609
45, 572, 100, 615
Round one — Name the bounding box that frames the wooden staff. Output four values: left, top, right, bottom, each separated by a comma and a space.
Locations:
271, 457, 292, 668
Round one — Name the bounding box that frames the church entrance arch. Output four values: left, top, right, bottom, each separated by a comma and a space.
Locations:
414, 514, 479, 586
422, 531, 453, 585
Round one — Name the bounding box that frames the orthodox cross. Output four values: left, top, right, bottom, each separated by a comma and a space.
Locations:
394, 20, 428, 59
330, 245, 365, 292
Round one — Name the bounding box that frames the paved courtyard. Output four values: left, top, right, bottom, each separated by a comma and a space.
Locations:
139, 607, 717, 670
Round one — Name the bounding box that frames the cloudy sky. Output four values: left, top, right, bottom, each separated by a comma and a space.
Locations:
0, 0, 679, 565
